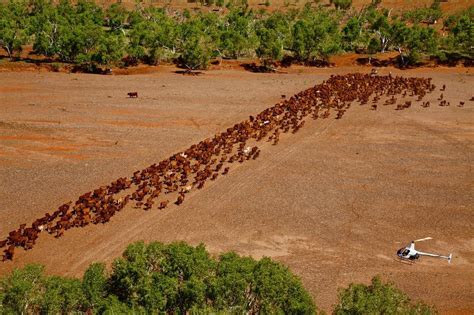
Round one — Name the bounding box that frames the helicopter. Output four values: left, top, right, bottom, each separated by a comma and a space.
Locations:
396, 237, 452, 263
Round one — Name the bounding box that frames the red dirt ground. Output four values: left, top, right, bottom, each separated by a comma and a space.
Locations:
0, 65, 473, 313
94, 0, 472, 14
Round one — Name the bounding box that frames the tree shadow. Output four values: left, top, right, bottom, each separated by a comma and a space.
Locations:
240, 63, 275, 73
355, 56, 398, 67
174, 69, 204, 76
0, 54, 57, 65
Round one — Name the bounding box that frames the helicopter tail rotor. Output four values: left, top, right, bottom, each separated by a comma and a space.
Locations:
413, 237, 433, 243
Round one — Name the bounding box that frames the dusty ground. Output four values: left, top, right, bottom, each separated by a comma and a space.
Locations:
93, 0, 472, 14
0, 65, 473, 313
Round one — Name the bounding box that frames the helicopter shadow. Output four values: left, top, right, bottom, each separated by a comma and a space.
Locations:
393, 258, 415, 265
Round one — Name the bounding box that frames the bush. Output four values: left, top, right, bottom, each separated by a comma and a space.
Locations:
402, 1, 443, 24
333, 276, 436, 314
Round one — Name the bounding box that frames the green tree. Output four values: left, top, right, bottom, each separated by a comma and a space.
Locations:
367, 9, 392, 53
74, 0, 104, 25
109, 241, 215, 312
442, 8, 473, 59
101, 295, 137, 314
255, 13, 291, 68
342, 16, 364, 51
128, 7, 178, 65
31, 0, 109, 65
405, 25, 438, 65
1, 241, 317, 313
390, 21, 438, 65
211, 252, 257, 311
0, 264, 45, 314
91, 32, 126, 66
29, 0, 62, 58
41, 276, 85, 313
82, 262, 108, 310
178, 19, 213, 70
0, 0, 29, 59
333, 276, 435, 314
252, 257, 316, 314
291, 9, 341, 63
105, 3, 129, 33
218, 8, 258, 58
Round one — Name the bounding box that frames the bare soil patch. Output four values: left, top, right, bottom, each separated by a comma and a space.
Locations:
90, 0, 472, 14
0, 66, 473, 313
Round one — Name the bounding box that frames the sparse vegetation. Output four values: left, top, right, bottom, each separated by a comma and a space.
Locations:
0, 0, 472, 70
330, 0, 352, 10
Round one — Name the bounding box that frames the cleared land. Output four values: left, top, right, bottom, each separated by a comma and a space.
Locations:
100, 0, 472, 14
0, 65, 473, 313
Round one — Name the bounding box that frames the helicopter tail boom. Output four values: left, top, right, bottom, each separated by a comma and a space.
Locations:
417, 250, 452, 263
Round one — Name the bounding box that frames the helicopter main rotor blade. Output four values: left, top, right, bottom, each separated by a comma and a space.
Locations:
414, 237, 433, 243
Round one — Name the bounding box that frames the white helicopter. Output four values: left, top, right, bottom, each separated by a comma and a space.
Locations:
396, 237, 452, 263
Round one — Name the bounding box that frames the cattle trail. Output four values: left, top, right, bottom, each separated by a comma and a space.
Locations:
1, 73, 463, 261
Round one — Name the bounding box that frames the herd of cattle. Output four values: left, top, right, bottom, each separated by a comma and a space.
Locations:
0, 73, 465, 261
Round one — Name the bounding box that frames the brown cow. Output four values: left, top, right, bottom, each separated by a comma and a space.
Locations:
3, 245, 15, 261
158, 200, 169, 210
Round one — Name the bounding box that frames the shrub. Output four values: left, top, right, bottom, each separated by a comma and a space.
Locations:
330, 0, 352, 10
333, 276, 436, 314
402, 1, 443, 24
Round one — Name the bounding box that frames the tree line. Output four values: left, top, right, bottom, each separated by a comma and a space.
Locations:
0, 0, 472, 71
0, 241, 434, 314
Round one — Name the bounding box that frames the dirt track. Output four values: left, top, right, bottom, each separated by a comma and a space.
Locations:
0, 66, 473, 313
